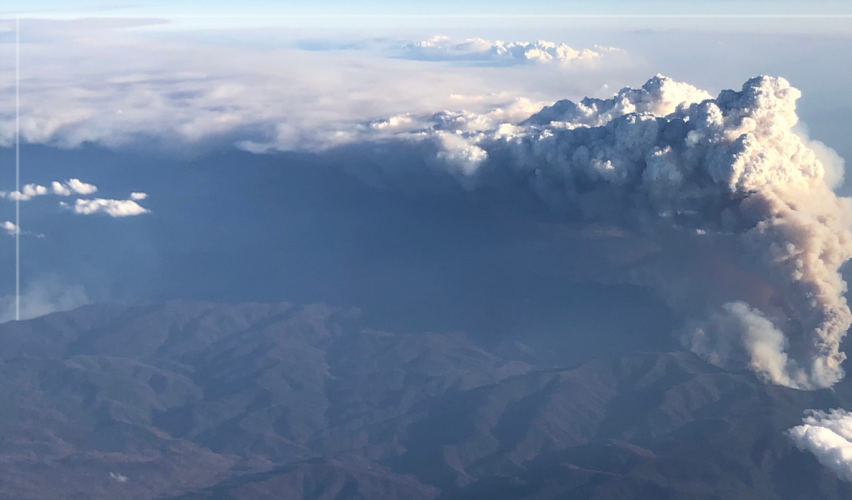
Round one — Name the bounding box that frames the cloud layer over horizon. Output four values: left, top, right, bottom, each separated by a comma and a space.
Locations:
0, 20, 636, 154
399, 36, 620, 66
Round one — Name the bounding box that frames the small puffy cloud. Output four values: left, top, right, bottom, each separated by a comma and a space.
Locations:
51, 179, 98, 196
788, 409, 852, 482
1, 177, 146, 227
1, 221, 44, 239
63, 198, 150, 217
109, 472, 129, 484
65, 179, 98, 195
2, 221, 18, 236
3, 180, 99, 201
0, 184, 49, 201
51, 182, 71, 196
20, 184, 49, 200
401, 36, 619, 66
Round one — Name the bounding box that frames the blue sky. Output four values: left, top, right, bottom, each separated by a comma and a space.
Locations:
4, 0, 851, 14
3, 1, 852, 29
1, 0, 850, 34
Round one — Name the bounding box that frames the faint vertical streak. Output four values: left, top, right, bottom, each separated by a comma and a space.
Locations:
15, 17, 20, 321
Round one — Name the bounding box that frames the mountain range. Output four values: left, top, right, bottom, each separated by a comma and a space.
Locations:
0, 301, 849, 499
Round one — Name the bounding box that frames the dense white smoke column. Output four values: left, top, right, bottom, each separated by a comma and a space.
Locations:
400, 75, 852, 389
788, 410, 852, 481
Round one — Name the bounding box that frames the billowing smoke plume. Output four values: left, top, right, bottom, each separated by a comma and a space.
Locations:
367, 75, 852, 389
788, 409, 852, 481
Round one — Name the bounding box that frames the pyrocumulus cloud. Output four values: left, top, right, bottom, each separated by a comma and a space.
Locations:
352, 74, 852, 390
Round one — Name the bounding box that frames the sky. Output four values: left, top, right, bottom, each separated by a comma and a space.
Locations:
1, 0, 852, 480
3, 0, 852, 15
3, 1, 852, 31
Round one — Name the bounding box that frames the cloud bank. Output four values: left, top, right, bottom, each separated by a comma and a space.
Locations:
0, 20, 630, 153
788, 409, 852, 482
400, 36, 619, 65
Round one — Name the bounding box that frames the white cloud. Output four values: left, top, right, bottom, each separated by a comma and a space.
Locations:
0, 184, 49, 201
0, 177, 144, 227
0, 20, 623, 153
324, 74, 709, 163
523, 73, 712, 127
2, 221, 18, 236
50, 181, 71, 196
788, 409, 852, 482
64, 198, 150, 217
3, 179, 99, 201
434, 131, 488, 176
0, 20, 850, 160
401, 36, 621, 66
1, 221, 44, 239
65, 178, 98, 195
50, 179, 99, 196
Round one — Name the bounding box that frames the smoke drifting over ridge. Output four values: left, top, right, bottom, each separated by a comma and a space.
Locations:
360, 75, 852, 390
